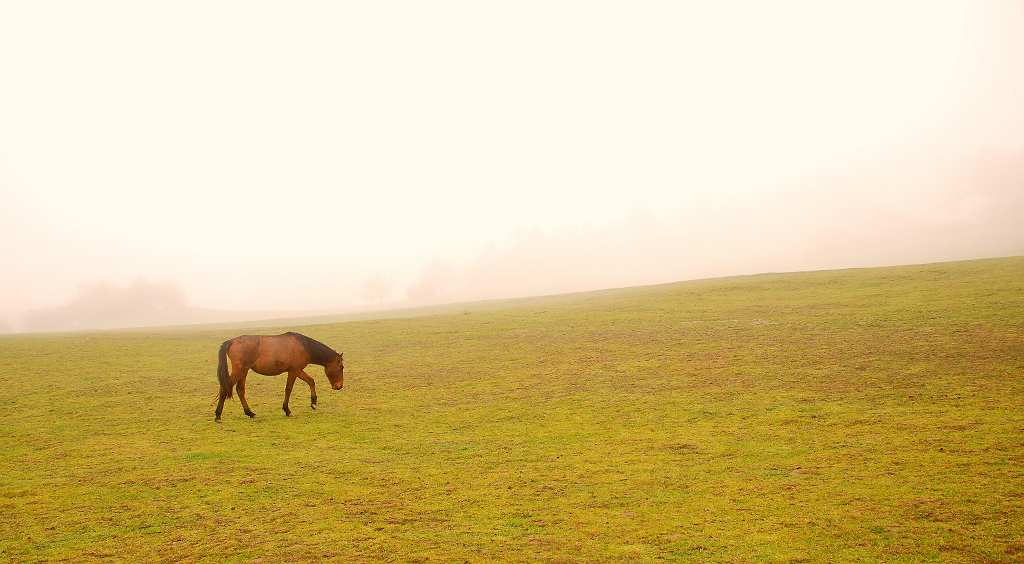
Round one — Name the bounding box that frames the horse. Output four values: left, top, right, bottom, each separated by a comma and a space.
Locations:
215, 332, 344, 421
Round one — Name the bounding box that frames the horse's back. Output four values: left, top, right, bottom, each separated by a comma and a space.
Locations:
256, 333, 306, 358
227, 333, 308, 375
225, 335, 258, 359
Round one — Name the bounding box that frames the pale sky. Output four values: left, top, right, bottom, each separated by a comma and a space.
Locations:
1, 1, 1022, 330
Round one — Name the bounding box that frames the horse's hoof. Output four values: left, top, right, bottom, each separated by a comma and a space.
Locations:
245, 411, 255, 418
283, 408, 291, 416
310, 403, 316, 410
215, 417, 221, 422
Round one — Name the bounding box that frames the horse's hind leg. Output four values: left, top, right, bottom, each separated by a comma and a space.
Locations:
235, 368, 255, 418
296, 370, 317, 409
282, 371, 297, 416
215, 392, 227, 421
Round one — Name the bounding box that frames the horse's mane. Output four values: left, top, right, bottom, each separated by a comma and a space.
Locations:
286, 332, 338, 365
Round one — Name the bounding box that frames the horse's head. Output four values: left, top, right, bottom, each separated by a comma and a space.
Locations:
326, 352, 344, 390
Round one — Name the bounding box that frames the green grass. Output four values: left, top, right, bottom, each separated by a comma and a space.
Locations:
1, 257, 1023, 561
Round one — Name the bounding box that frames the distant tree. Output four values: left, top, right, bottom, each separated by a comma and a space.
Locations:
405, 259, 455, 304
22, 279, 189, 331
361, 274, 393, 306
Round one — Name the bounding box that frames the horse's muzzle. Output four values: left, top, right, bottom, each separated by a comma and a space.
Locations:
332, 383, 343, 390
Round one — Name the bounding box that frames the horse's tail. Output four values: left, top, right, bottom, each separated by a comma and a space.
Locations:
218, 340, 234, 399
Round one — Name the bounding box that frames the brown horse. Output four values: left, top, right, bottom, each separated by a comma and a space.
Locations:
215, 332, 344, 421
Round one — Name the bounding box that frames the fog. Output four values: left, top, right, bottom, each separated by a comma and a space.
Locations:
2, 1, 1022, 332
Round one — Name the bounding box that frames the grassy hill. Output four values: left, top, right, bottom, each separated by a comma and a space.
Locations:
1, 257, 1022, 561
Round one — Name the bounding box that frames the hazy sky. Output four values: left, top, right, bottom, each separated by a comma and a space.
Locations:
2, 1, 1022, 328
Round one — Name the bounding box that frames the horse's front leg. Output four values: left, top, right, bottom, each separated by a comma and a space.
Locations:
282, 371, 298, 416
296, 370, 317, 410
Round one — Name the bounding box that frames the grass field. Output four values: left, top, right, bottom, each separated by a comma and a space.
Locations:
1, 257, 1022, 561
